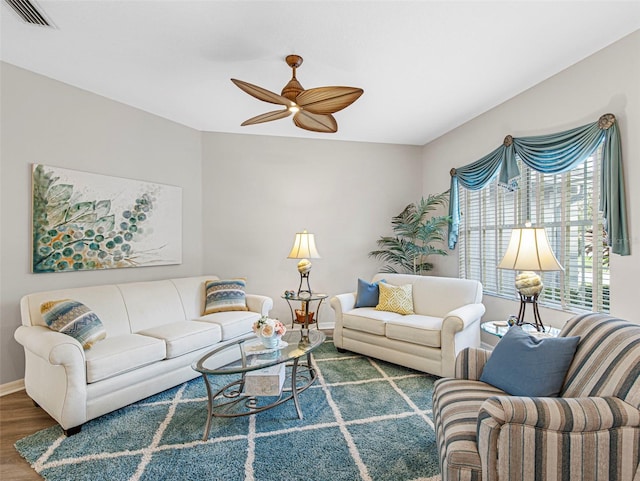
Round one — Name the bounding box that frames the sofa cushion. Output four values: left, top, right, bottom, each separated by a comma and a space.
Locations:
85, 334, 166, 383
372, 274, 482, 317
203, 279, 249, 315
137, 321, 222, 359
343, 308, 402, 336
385, 314, 443, 348
117, 280, 187, 332
479, 326, 580, 397
195, 310, 260, 341
40, 299, 107, 349
433, 377, 506, 475
376, 282, 414, 315
355, 278, 384, 308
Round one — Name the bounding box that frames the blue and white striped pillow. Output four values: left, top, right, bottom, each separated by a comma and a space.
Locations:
203, 279, 249, 315
41, 299, 107, 349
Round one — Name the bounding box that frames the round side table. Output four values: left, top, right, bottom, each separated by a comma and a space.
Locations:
481, 320, 561, 339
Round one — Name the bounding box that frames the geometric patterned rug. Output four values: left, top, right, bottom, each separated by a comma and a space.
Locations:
15, 339, 442, 481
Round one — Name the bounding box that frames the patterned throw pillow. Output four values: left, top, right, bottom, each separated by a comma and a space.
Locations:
203, 279, 249, 315
375, 282, 414, 315
41, 299, 107, 349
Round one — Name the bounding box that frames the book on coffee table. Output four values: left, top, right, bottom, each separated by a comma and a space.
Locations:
243, 363, 286, 396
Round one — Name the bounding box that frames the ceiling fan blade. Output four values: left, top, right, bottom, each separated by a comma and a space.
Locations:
293, 111, 338, 133
231, 79, 292, 106
241, 109, 292, 126
296, 87, 364, 115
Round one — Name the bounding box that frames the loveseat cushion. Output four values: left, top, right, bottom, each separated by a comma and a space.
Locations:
195, 310, 261, 341
385, 314, 443, 348
343, 308, 402, 336
85, 334, 166, 383
137, 321, 222, 359
433, 377, 506, 476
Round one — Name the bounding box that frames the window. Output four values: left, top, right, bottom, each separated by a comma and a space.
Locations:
458, 142, 609, 313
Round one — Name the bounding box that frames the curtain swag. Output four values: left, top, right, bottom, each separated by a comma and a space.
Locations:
447, 113, 630, 256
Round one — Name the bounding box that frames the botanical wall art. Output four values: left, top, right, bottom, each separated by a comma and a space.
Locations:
32, 164, 182, 273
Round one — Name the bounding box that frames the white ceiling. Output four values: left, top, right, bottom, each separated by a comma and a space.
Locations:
2, 1, 639, 146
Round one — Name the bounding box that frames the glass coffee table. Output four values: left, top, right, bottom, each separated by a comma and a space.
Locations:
192, 329, 325, 440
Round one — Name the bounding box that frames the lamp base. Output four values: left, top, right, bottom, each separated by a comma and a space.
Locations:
297, 271, 312, 296
516, 292, 545, 332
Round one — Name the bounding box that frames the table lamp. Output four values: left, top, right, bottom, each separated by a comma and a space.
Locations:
497, 222, 563, 331
287, 230, 321, 296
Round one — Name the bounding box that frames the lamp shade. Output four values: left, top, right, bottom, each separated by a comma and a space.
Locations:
287, 230, 321, 259
498, 225, 563, 272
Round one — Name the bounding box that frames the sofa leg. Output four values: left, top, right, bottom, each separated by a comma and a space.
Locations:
63, 425, 82, 436
32, 399, 40, 408
336, 347, 347, 353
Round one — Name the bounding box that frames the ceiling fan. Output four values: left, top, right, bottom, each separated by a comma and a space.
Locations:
231, 54, 364, 133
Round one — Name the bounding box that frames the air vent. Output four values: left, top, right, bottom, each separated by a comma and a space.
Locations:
4, 0, 52, 27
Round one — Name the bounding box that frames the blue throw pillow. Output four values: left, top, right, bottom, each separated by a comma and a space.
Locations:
354, 278, 385, 308
479, 326, 580, 397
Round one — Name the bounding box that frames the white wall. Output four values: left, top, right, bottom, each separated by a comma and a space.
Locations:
421, 31, 640, 339
201, 132, 423, 325
3, 30, 637, 386
0, 63, 204, 384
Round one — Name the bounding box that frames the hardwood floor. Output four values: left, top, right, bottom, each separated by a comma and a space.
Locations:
1, 389, 60, 480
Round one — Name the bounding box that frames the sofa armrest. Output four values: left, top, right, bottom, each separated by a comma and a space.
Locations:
477, 395, 640, 481
439, 303, 485, 377
330, 293, 357, 322
15, 325, 89, 429
245, 294, 273, 316
442, 303, 486, 333
330, 293, 356, 349
455, 347, 492, 380
14, 325, 86, 366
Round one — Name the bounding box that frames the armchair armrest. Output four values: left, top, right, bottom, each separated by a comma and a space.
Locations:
455, 347, 492, 380
479, 395, 640, 432
477, 395, 640, 481
245, 294, 273, 316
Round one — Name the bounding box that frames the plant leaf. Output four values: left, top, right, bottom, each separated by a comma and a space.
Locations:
65, 201, 95, 222
95, 200, 111, 218
47, 184, 73, 205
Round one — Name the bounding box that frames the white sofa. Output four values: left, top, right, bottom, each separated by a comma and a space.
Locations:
14, 275, 273, 435
330, 273, 484, 377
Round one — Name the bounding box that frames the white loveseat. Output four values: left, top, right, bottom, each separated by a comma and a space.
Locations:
14, 275, 272, 435
330, 273, 484, 377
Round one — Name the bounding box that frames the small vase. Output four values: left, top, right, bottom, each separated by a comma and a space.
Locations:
260, 334, 281, 349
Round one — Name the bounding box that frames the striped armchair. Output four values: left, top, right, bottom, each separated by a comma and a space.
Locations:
433, 313, 640, 481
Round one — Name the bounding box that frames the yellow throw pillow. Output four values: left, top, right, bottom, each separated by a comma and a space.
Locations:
375, 282, 414, 315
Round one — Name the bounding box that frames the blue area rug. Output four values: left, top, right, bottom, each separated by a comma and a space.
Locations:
15, 339, 441, 481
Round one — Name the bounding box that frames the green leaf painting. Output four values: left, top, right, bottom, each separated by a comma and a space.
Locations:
32, 164, 182, 273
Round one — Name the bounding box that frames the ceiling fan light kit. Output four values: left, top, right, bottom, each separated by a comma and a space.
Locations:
231, 54, 363, 133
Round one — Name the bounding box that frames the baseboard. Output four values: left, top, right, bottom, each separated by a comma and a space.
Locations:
0, 379, 25, 397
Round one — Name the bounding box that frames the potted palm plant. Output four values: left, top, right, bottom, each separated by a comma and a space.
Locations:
369, 190, 450, 275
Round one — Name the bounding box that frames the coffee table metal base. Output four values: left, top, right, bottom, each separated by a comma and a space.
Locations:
200, 353, 316, 441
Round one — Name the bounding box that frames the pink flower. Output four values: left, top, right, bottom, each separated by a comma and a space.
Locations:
253, 316, 286, 338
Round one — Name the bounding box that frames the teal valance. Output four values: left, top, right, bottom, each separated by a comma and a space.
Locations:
448, 113, 630, 255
